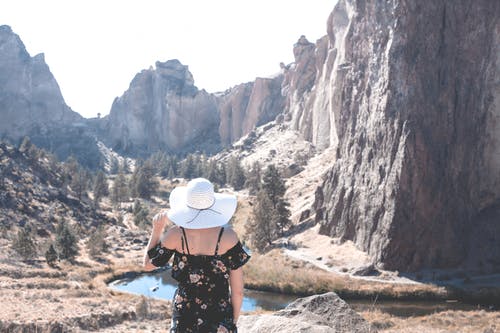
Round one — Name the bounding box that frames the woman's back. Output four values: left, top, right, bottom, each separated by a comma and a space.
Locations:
148, 225, 249, 332
144, 178, 250, 332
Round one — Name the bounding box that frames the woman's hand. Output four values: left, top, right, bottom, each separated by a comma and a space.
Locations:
144, 210, 168, 271
152, 210, 168, 230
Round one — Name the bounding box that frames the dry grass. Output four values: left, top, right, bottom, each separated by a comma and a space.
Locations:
361, 309, 500, 333
244, 249, 448, 301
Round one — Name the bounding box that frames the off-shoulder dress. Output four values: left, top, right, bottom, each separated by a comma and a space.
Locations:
147, 226, 250, 333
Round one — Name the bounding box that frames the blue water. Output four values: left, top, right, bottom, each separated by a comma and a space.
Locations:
109, 270, 492, 316
109, 269, 296, 312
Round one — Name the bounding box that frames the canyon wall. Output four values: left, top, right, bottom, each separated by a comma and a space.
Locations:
0, 25, 101, 168
104, 60, 220, 155
312, 0, 500, 271
218, 76, 284, 145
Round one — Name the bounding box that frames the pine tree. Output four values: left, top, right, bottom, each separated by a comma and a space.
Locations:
206, 160, 219, 184
86, 225, 108, 258
228, 157, 246, 190
133, 200, 150, 228
112, 172, 128, 206
167, 164, 175, 180
245, 161, 262, 194
70, 168, 88, 200
93, 171, 109, 208
56, 220, 79, 261
132, 160, 159, 199
12, 225, 37, 261
181, 154, 196, 179
262, 164, 286, 204
246, 190, 278, 251
45, 243, 58, 267
275, 198, 292, 236
249, 164, 291, 241
64, 156, 80, 178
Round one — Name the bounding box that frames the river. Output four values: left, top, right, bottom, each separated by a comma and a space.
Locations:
109, 269, 493, 316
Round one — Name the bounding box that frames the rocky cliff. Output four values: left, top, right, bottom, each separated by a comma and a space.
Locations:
310, 0, 500, 271
104, 60, 221, 155
0, 25, 101, 168
218, 75, 284, 145
106, 60, 285, 155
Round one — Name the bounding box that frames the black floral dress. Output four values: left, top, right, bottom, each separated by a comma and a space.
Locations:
147, 227, 250, 333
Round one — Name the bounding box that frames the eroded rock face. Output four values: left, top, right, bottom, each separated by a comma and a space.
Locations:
238, 292, 375, 333
105, 59, 221, 155
0, 25, 81, 136
0, 25, 103, 168
283, 34, 340, 150
312, 0, 500, 271
218, 75, 284, 145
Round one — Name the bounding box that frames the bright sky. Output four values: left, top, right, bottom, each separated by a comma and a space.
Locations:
1, 0, 336, 118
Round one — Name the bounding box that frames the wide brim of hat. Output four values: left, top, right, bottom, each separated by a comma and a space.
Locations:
167, 186, 237, 229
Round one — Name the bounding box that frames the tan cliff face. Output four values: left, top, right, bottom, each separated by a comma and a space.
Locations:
104, 60, 221, 154
311, 0, 500, 271
218, 76, 284, 145
105, 61, 285, 154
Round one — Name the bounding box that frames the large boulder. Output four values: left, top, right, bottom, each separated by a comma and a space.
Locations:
238, 292, 375, 333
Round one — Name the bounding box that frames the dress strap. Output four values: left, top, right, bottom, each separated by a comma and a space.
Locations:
214, 227, 225, 255
180, 227, 190, 255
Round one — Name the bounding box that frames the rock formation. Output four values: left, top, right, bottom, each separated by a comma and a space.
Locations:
283, 34, 338, 150
238, 292, 375, 333
104, 59, 221, 155
0, 25, 101, 168
218, 75, 284, 145
310, 0, 500, 271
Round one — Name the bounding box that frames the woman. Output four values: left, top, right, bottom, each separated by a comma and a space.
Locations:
144, 178, 250, 333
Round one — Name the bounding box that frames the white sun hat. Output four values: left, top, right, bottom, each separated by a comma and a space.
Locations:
167, 178, 237, 229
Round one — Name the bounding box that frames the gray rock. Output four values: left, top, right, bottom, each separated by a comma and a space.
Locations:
238, 292, 375, 333
309, 0, 500, 271
105, 59, 221, 155
218, 76, 284, 145
0, 25, 101, 168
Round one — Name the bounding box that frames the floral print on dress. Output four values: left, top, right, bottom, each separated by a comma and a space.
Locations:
148, 239, 250, 333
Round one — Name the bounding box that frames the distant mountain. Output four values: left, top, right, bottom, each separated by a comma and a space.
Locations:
0, 25, 102, 169
103, 59, 284, 156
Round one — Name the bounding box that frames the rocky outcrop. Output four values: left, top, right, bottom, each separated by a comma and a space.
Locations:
0, 25, 102, 168
0, 26, 81, 136
238, 292, 375, 333
283, 34, 338, 150
311, 0, 500, 271
218, 75, 284, 145
105, 59, 221, 155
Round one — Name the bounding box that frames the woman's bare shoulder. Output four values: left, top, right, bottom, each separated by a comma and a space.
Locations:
221, 227, 239, 249
161, 225, 181, 248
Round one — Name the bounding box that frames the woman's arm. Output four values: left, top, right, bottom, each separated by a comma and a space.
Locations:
229, 267, 244, 324
143, 211, 168, 271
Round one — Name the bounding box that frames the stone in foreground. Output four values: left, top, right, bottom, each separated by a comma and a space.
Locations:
238, 292, 375, 333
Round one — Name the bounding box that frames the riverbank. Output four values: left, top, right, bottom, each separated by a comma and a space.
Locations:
242, 249, 500, 308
